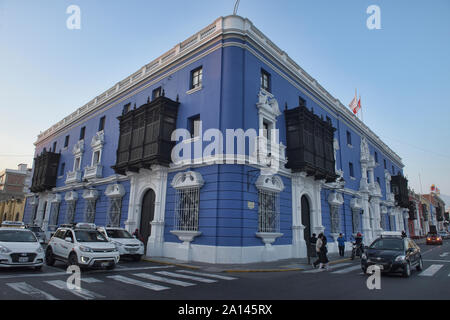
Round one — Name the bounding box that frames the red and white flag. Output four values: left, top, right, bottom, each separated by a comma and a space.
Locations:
349, 92, 358, 114
349, 90, 362, 115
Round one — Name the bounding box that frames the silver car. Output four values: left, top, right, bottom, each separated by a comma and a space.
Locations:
27, 226, 46, 244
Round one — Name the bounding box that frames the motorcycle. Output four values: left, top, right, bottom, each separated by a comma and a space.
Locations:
351, 242, 364, 260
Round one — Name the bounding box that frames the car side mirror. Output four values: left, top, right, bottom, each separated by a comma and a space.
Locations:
65, 237, 73, 243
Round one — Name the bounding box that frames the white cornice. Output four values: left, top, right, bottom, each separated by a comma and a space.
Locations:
34, 15, 403, 168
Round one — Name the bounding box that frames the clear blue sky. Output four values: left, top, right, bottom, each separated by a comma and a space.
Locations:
1, 0, 449, 198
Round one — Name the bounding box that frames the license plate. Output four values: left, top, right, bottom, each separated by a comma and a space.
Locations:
127, 248, 138, 252
19, 257, 28, 263
101, 262, 110, 267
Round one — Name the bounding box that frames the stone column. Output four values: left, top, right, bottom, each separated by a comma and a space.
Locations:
147, 166, 169, 257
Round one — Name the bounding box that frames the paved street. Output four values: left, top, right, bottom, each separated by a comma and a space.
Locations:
0, 240, 449, 300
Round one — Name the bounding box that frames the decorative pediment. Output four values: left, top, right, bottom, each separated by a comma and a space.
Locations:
171, 171, 204, 190
255, 174, 284, 193
350, 197, 363, 210
72, 140, 84, 156
256, 89, 281, 121
105, 183, 125, 198
328, 192, 344, 207
65, 190, 78, 202
49, 193, 62, 203
91, 131, 105, 150
82, 188, 99, 200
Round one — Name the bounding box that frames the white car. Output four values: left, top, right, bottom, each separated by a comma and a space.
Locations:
97, 227, 144, 261
45, 223, 120, 270
0, 227, 45, 270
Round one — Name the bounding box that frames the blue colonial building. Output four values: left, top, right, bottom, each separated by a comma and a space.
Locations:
24, 15, 410, 263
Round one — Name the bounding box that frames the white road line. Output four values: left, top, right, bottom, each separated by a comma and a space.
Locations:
330, 265, 362, 274
81, 277, 103, 283
419, 264, 444, 277
6, 282, 59, 300
0, 271, 66, 280
133, 273, 195, 287
107, 275, 170, 291
303, 263, 352, 273
45, 280, 105, 300
176, 270, 237, 280
423, 259, 450, 263
155, 271, 217, 283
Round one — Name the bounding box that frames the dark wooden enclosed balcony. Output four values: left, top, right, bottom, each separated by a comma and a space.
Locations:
408, 201, 417, 220
30, 151, 60, 193
112, 96, 179, 175
284, 104, 337, 183
391, 174, 409, 208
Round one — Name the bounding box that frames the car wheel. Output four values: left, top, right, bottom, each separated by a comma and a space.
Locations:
403, 262, 411, 278
68, 253, 78, 267
416, 257, 423, 271
45, 247, 55, 266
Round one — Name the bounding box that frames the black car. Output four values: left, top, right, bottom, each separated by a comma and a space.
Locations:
361, 235, 423, 277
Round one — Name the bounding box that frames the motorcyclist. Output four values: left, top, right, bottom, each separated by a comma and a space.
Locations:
354, 232, 364, 254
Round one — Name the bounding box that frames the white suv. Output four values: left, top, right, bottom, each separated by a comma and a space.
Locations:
45, 223, 120, 270
97, 227, 144, 261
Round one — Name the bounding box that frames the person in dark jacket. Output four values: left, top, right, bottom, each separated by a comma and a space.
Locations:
310, 233, 317, 258
319, 233, 329, 270
337, 233, 345, 257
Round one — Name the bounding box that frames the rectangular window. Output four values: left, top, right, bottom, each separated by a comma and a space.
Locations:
258, 190, 280, 233
392, 165, 395, 175
190, 67, 203, 90
349, 162, 354, 177
64, 135, 70, 148
346, 131, 352, 146
374, 152, 378, 163
189, 115, 201, 139
98, 116, 106, 132
59, 163, 65, 176
261, 69, 271, 92
74, 157, 81, 171
123, 103, 131, 114
174, 187, 200, 231
92, 151, 100, 165
79, 127, 86, 141
377, 177, 380, 186
53, 141, 57, 152
384, 159, 387, 169
152, 87, 162, 100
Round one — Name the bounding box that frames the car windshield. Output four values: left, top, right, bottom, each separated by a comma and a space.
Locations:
370, 238, 404, 251
0, 230, 38, 243
75, 230, 108, 242
106, 229, 133, 239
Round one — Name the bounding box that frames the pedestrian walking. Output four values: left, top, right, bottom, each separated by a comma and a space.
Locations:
320, 233, 329, 270
337, 233, 345, 257
310, 233, 317, 258
312, 234, 323, 268
133, 228, 145, 243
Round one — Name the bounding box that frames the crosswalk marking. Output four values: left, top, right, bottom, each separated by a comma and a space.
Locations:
107, 275, 170, 291
176, 270, 237, 280
155, 271, 218, 283
6, 282, 59, 300
330, 265, 362, 274
45, 280, 105, 300
419, 264, 444, 277
133, 273, 195, 287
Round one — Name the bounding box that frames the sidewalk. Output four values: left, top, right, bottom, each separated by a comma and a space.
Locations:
143, 252, 352, 273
